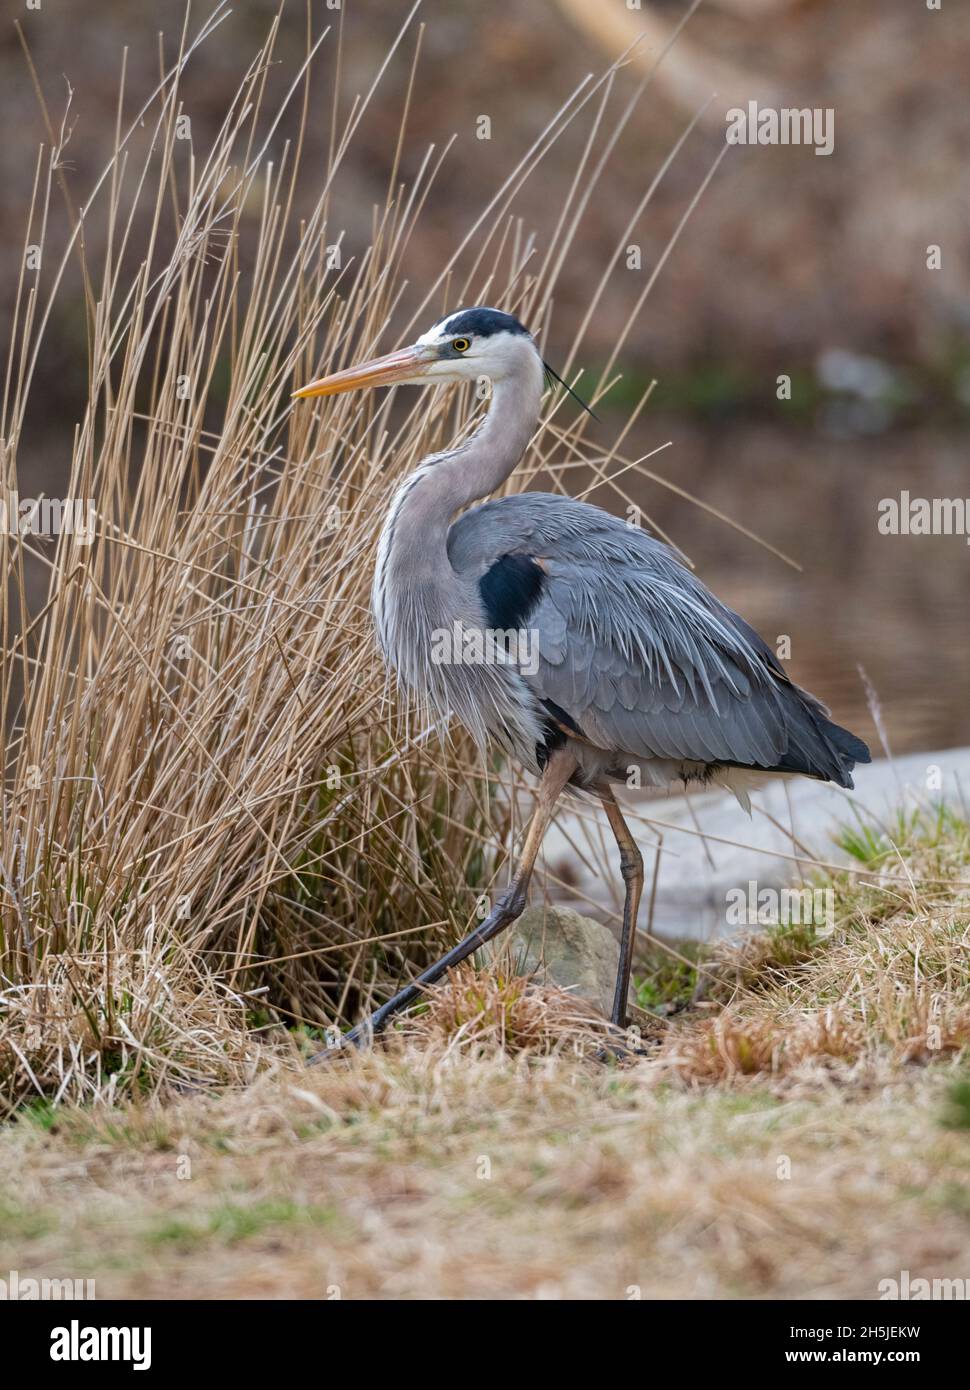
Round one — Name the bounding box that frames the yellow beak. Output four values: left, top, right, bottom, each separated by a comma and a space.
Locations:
292, 344, 433, 399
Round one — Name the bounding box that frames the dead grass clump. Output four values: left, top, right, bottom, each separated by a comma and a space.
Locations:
392, 961, 622, 1058
0, 947, 261, 1109
694, 917, 821, 1005
655, 807, 970, 1086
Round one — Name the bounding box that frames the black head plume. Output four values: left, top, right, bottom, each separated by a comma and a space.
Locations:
542, 360, 599, 421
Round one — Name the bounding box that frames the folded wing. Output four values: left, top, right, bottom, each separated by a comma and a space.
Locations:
448, 493, 870, 787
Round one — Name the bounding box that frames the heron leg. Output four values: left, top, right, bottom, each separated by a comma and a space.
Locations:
600, 791, 644, 1033
313, 748, 577, 1060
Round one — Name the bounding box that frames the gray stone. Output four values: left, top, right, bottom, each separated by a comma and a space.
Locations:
493, 904, 621, 1018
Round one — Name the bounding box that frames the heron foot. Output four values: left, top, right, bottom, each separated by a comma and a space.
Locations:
309, 1018, 376, 1064
593, 1043, 651, 1065
592, 1024, 654, 1064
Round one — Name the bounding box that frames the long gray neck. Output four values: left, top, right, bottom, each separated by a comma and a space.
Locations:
371, 350, 544, 729
382, 357, 544, 582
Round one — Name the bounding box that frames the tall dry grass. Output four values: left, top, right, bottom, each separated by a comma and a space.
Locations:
0, 3, 729, 1114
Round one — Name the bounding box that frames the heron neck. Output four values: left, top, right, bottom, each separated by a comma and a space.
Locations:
392, 366, 543, 570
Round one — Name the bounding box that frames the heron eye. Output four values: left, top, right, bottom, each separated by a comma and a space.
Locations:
451, 337, 471, 353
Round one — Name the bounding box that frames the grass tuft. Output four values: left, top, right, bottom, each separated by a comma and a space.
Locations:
654, 805, 970, 1085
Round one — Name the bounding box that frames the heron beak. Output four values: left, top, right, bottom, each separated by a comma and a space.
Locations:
292, 344, 433, 399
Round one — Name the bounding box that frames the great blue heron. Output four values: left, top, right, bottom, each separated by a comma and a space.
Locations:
295, 306, 870, 1052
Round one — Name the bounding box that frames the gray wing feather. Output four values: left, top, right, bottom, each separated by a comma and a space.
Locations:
448, 492, 864, 783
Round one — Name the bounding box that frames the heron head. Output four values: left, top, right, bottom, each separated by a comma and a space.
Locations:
292, 306, 540, 400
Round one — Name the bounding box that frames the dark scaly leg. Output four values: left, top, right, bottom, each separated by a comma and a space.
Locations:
600, 790, 644, 1033
312, 748, 578, 1061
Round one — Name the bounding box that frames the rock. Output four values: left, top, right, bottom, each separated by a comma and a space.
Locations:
495, 904, 620, 1018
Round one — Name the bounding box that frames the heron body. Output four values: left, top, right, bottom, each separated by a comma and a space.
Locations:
295, 307, 870, 1052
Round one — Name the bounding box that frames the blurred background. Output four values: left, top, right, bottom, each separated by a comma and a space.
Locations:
2, 0, 968, 755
